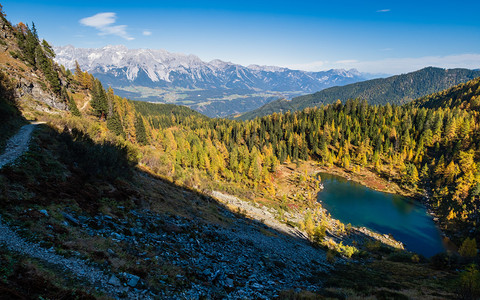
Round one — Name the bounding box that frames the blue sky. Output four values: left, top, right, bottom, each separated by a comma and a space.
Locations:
3, 0, 480, 74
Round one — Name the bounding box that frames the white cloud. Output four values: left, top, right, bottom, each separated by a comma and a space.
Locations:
80, 12, 115, 27
286, 54, 480, 74
142, 30, 152, 36
79, 12, 134, 41
376, 9, 391, 13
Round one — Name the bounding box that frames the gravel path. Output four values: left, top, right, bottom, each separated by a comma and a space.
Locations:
0, 124, 38, 168
0, 216, 148, 298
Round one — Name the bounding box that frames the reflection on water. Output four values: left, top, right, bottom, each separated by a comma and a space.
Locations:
318, 173, 446, 257
391, 196, 416, 215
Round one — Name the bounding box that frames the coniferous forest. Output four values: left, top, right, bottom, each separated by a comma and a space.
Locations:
74, 53, 480, 242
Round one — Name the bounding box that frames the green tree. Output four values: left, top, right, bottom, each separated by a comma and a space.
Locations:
90, 79, 108, 118
134, 114, 148, 145
67, 94, 81, 117
459, 238, 477, 258
458, 264, 480, 299
107, 109, 125, 137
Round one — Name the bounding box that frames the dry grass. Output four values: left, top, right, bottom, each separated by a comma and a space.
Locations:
323, 260, 457, 299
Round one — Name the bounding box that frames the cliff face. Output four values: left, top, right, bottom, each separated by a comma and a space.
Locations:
0, 16, 68, 114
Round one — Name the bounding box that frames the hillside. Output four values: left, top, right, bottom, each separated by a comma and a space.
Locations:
412, 76, 480, 110
0, 9, 478, 300
239, 67, 480, 120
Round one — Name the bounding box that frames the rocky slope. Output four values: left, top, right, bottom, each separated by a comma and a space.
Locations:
0, 18, 70, 114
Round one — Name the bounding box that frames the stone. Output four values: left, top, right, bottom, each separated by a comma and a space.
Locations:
111, 232, 122, 240
211, 270, 222, 282
108, 275, 121, 287
39, 209, 49, 217
252, 283, 264, 290
127, 275, 140, 287
225, 278, 234, 287
62, 212, 79, 226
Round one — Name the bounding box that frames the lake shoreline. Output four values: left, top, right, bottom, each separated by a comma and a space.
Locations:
314, 166, 449, 257
313, 165, 421, 199
311, 165, 451, 232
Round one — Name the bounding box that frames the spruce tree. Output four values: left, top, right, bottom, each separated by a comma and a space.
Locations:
107, 109, 125, 137
66, 94, 81, 117
135, 114, 148, 145
90, 79, 108, 118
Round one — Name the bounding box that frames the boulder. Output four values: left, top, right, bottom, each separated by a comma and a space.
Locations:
108, 275, 121, 287
127, 275, 140, 287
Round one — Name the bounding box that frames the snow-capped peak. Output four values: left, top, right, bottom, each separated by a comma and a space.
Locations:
53, 45, 366, 93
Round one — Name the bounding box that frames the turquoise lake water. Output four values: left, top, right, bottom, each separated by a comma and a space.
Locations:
317, 173, 446, 257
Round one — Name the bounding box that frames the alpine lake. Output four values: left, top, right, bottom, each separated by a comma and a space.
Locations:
317, 173, 447, 257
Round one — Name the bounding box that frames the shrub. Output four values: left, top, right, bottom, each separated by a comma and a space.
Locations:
336, 242, 358, 258
387, 251, 414, 263
411, 254, 420, 263
457, 264, 480, 299
459, 238, 477, 258
8, 51, 18, 59
430, 252, 458, 270
365, 240, 381, 252
312, 225, 326, 246
326, 249, 336, 264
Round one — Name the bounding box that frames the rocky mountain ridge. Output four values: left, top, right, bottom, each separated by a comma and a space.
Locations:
54, 45, 365, 93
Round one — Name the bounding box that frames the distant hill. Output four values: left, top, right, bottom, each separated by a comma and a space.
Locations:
411, 77, 480, 111
132, 101, 207, 119
239, 67, 480, 119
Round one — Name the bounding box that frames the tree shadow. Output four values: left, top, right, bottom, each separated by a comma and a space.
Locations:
0, 120, 317, 249
0, 120, 335, 298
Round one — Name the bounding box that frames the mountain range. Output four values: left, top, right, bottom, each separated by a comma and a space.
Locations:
54, 45, 367, 117
238, 67, 480, 119
54, 45, 365, 92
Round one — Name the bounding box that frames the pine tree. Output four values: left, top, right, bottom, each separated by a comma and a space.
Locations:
107, 109, 125, 137
90, 79, 108, 118
135, 114, 148, 145
67, 95, 81, 116
74, 60, 83, 82
41, 39, 55, 58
